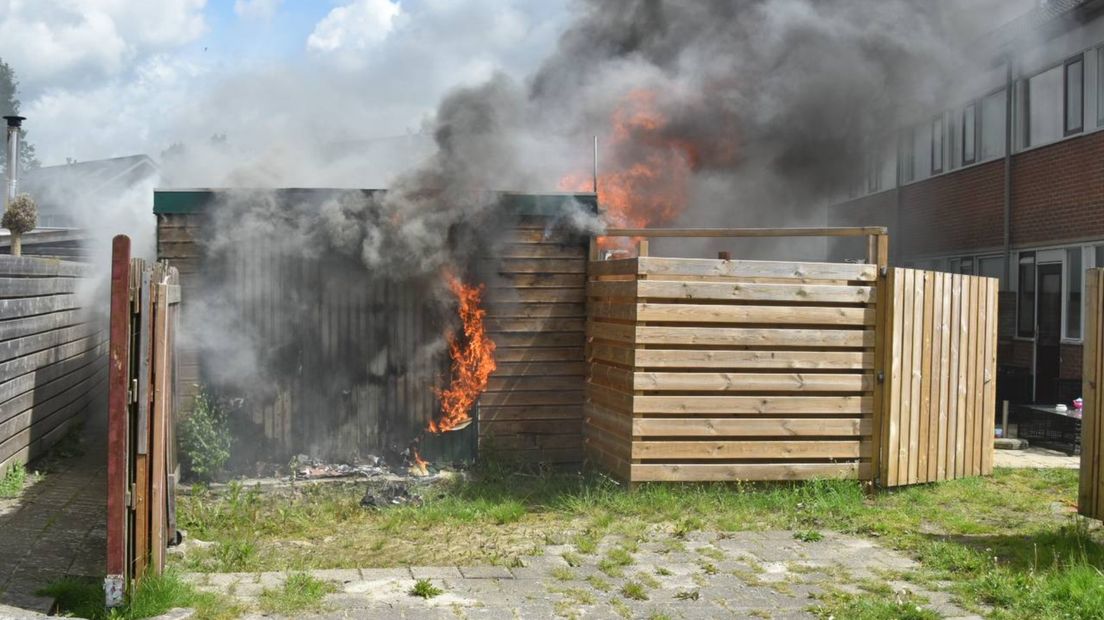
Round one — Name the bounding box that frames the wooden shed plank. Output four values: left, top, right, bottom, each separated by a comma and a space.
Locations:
632, 371, 872, 392
632, 417, 870, 437
635, 257, 877, 281
631, 462, 867, 482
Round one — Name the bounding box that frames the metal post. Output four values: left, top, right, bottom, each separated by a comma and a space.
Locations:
592, 136, 598, 194
3, 115, 24, 208
1002, 400, 1010, 438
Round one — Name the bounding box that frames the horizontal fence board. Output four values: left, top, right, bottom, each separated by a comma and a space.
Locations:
635, 257, 877, 281
631, 462, 867, 482
493, 332, 588, 348
491, 244, 586, 259
0, 335, 107, 382
632, 371, 872, 392
632, 439, 867, 460
0, 310, 91, 344
494, 347, 584, 363
487, 318, 586, 333
634, 326, 874, 348
633, 303, 875, 326
488, 259, 587, 274
0, 379, 105, 469
486, 375, 586, 392
479, 390, 585, 407
492, 274, 586, 288
478, 405, 583, 421
628, 349, 873, 370
609, 279, 874, 302
0, 340, 108, 406
633, 417, 870, 438
0, 256, 91, 278
485, 303, 587, 318
0, 294, 83, 321
0, 359, 108, 440
480, 419, 582, 436
492, 361, 586, 377
0, 277, 81, 298
0, 322, 101, 364
486, 288, 586, 304
633, 395, 873, 415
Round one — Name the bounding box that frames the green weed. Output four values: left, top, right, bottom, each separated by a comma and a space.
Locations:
619, 580, 648, 601
40, 572, 240, 620
409, 578, 442, 599
258, 572, 335, 614
0, 464, 27, 498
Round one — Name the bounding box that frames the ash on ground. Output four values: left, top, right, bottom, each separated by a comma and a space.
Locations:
360, 482, 424, 509
290, 454, 388, 480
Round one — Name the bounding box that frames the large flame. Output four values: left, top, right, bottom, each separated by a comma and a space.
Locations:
429, 273, 497, 434
560, 89, 698, 244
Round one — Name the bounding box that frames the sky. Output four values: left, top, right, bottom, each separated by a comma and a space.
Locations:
0, 0, 572, 166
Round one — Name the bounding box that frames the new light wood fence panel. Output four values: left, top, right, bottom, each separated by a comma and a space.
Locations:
1081, 269, 1104, 520
479, 217, 588, 464
879, 269, 998, 487
585, 256, 877, 483
0, 256, 106, 475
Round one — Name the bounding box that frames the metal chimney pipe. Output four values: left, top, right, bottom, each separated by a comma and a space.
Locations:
3, 115, 25, 208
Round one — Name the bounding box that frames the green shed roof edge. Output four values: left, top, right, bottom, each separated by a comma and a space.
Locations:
153, 188, 599, 216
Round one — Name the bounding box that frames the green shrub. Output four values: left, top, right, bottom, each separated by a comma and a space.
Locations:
0, 464, 27, 498
179, 389, 232, 483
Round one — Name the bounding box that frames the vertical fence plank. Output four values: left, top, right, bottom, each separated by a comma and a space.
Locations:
105, 236, 131, 607
918, 273, 935, 482
907, 270, 924, 485
982, 278, 997, 475
885, 268, 905, 487
1082, 271, 1102, 519
937, 272, 952, 481
897, 269, 916, 485
150, 277, 169, 575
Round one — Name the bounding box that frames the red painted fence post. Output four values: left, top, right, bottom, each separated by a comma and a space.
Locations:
105, 235, 131, 607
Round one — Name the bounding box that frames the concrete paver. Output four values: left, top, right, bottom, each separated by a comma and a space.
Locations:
193, 529, 972, 619
0, 418, 106, 613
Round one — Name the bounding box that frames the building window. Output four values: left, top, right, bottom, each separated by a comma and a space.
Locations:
912, 123, 931, 181
1066, 248, 1082, 340
980, 89, 1006, 160
1018, 252, 1036, 338
1027, 65, 1063, 147
1098, 48, 1104, 126
931, 115, 944, 174
979, 255, 1006, 290
962, 102, 977, 164
1065, 55, 1084, 136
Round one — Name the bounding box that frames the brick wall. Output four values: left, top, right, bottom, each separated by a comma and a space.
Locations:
1012, 131, 1104, 246
897, 160, 1006, 258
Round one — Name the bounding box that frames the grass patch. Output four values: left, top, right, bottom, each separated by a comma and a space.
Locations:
172, 466, 1102, 619
598, 547, 634, 577
409, 578, 443, 599
620, 580, 648, 601
550, 566, 575, 581
585, 575, 611, 591
654, 566, 673, 576
258, 572, 335, 614
812, 589, 939, 620
794, 529, 824, 543
40, 572, 240, 620
0, 464, 28, 498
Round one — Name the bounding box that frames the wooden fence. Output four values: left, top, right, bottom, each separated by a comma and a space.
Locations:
879, 269, 998, 487
1081, 268, 1104, 520
479, 218, 588, 464
106, 236, 181, 605
584, 229, 999, 486
0, 255, 106, 475
586, 253, 878, 482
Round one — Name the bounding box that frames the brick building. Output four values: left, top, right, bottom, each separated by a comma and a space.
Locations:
827, 0, 1104, 405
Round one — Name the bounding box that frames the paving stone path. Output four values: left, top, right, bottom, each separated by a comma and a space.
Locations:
186, 530, 980, 619
0, 422, 107, 613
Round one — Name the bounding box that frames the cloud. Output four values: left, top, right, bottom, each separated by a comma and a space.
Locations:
307, 0, 402, 53
0, 0, 208, 92
234, 0, 282, 22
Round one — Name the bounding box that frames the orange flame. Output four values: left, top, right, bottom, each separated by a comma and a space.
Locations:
429, 273, 497, 434
560, 89, 697, 248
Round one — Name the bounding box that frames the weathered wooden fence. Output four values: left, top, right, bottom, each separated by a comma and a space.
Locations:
584, 229, 999, 486
0, 255, 106, 475
1081, 268, 1104, 520
106, 236, 181, 606
879, 269, 998, 487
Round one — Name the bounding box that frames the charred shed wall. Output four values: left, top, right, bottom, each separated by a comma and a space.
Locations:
156, 190, 595, 468
478, 219, 588, 465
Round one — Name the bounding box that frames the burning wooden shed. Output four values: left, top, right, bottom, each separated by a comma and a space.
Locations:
154, 189, 594, 469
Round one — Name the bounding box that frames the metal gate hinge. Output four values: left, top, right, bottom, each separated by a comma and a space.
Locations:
877, 371, 885, 383
128, 379, 138, 404
125, 483, 135, 508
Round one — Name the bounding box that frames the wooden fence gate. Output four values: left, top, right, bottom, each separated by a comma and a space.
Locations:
1081, 268, 1104, 520
878, 269, 998, 487
106, 235, 182, 606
